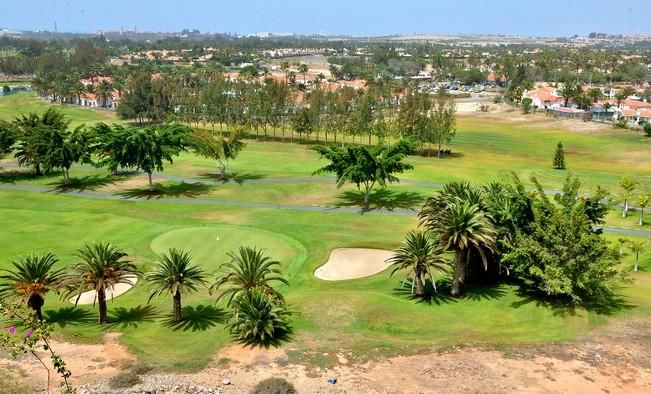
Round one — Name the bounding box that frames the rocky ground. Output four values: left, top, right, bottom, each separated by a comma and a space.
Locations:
2, 318, 651, 393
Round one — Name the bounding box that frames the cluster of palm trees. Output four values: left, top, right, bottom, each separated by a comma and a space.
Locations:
0, 243, 292, 346
389, 181, 499, 298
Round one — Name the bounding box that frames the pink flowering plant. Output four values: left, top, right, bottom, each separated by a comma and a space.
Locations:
0, 299, 74, 394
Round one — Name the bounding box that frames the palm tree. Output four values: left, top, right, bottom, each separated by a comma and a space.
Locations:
280, 61, 290, 84
210, 247, 288, 306
62, 243, 138, 324
388, 230, 450, 296
628, 240, 647, 272
0, 253, 64, 321
619, 177, 639, 217
226, 289, 293, 348
425, 200, 497, 297
298, 64, 309, 84
145, 248, 207, 323
638, 195, 649, 226
95, 80, 114, 108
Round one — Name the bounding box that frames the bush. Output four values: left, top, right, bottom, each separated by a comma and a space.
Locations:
108, 371, 142, 389
252, 377, 297, 394
613, 118, 629, 129
643, 123, 651, 137
492, 95, 503, 104
129, 362, 153, 375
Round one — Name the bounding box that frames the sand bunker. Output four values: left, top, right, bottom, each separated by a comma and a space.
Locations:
69, 275, 138, 305
314, 248, 395, 281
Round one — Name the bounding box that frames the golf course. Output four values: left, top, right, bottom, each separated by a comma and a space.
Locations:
0, 92, 650, 389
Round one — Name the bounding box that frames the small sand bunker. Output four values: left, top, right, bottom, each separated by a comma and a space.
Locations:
69, 275, 138, 305
315, 248, 395, 281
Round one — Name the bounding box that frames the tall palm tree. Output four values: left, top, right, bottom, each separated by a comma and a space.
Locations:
145, 248, 207, 323
619, 177, 639, 217
0, 253, 64, 321
280, 61, 290, 84
638, 195, 649, 226
211, 247, 288, 306
62, 243, 137, 324
426, 200, 497, 297
628, 240, 647, 272
298, 64, 309, 84
388, 230, 450, 296
95, 80, 114, 108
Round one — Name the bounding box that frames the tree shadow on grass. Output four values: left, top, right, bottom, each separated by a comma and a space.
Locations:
162, 305, 227, 332
509, 284, 635, 317
117, 182, 214, 199
234, 326, 294, 349
108, 305, 160, 329
461, 283, 509, 302
48, 173, 137, 192
392, 277, 458, 306
0, 169, 59, 184
198, 172, 264, 185
44, 307, 95, 328
336, 188, 426, 211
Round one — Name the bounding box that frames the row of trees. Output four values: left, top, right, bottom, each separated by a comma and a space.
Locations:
0, 244, 292, 347
390, 174, 632, 304
32, 66, 458, 155
0, 110, 246, 189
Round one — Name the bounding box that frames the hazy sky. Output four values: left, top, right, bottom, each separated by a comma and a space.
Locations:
1, 0, 650, 36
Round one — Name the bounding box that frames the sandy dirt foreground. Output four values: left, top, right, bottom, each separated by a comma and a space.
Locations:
314, 248, 395, 281
2, 319, 650, 393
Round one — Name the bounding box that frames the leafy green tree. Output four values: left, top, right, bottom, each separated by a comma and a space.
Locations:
226, 289, 293, 348
290, 107, 313, 142
95, 80, 114, 108
211, 247, 288, 307
62, 243, 137, 324
644, 123, 651, 137
11, 109, 70, 175
521, 97, 533, 114
502, 176, 627, 303
119, 124, 190, 191
430, 92, 456, 158
628, 240, 647, 272
37, 125, 91, 184
145, 248, 207, 323
0, 253, 64, 321
553, 141, 566, 170
638, 195, 649, 226
388, 230, 450, 296
0, 120, 15, 159
191, 130, 245, 179
619, 177, 639, 217
560, 82, 577, 107
311, 143, 414, 208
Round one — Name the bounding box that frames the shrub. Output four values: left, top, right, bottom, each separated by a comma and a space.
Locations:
479, 104, 490, 112
129, 362, 153, 375
492, 95, 503, 104
613, 118, 629, 129
643, 122, 651, 137
109, 371, 142, 389
252, 377, 297, 394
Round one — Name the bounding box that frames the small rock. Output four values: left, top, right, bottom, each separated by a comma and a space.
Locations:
222, 378, 231, 385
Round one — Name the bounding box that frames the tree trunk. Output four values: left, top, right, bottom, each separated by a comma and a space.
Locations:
147, 172, 153, 191
415, 274, 425, 296
451, 249, 465, 297
635, 253, 639, 272
97, 287, 108, 324
28, 294, 44, 322
363, 184, 371, 209
623, 201, 628, 217
640, 209, 644, 226
173, 290, 182, 322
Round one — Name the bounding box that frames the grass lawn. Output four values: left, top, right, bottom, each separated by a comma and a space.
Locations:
0, 93, 650, 371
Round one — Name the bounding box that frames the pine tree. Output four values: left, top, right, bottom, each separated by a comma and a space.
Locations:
553, 142, 566, 170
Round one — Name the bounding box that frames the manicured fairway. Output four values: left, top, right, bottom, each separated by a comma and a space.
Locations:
1, 189, 650, 371
0, 93, 650, 372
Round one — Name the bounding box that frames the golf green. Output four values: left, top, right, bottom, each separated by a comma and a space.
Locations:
149, 225, 307, 278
